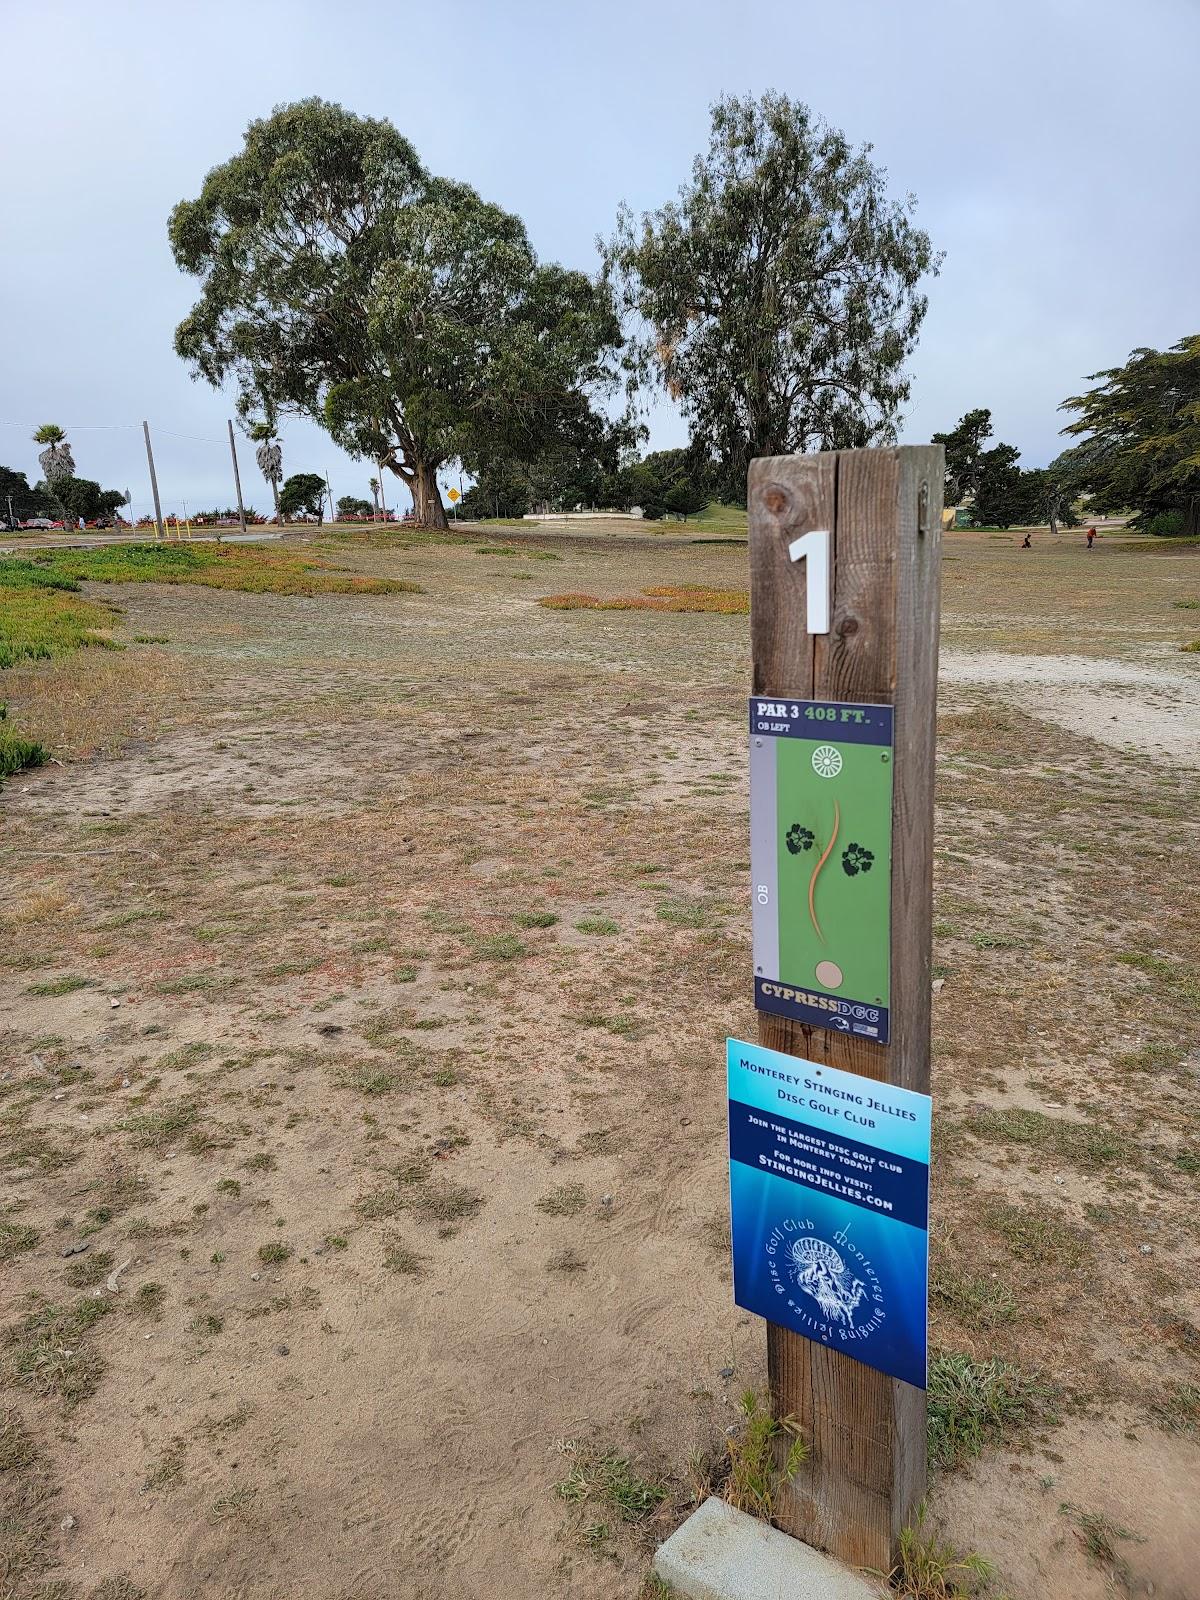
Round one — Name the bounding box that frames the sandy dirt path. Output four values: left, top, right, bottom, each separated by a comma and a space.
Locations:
2, 530, 1198, 1599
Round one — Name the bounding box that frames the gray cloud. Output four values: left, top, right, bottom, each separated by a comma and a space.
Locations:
2, 0, 1196, 514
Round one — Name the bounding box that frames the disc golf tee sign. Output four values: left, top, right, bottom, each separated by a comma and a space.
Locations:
727, 1038, 930, 1389
751, 697, 894, 1042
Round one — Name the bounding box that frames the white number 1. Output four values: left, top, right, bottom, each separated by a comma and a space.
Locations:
787, 529, 831, 634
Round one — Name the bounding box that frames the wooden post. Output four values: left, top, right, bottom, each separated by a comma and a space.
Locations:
143, 420, 165, 541
227, 420, 247, 535
748, 445, 943, 1572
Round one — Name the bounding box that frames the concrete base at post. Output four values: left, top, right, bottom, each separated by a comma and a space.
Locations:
654, 1497, 886, 1600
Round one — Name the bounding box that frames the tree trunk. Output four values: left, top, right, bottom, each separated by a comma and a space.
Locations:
272, 480, 282, 525
1187, 497, 1199, 538
410, 459, 449, 530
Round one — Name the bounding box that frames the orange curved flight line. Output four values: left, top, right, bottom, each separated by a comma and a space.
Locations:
808, 799, 840, 942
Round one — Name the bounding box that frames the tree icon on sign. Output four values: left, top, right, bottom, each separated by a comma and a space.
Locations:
786, 824, 815, 855
842, 843, 875, 877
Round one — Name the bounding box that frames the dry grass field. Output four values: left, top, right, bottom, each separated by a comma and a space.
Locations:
1, 523, 1198, 1600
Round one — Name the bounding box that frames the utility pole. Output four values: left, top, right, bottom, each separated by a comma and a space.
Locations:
377, 461, 389, 523
227, 420, 247, 536
143, 421, 164, 541
325, 470, 336, 524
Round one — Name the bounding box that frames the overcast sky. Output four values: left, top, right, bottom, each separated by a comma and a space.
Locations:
2, 0, 1197, 518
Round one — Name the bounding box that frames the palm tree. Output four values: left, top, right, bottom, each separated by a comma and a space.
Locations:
368, 477, 380, 522
249, 423, 283, 523
33, 423, 76, 526
33, 423, 75, 486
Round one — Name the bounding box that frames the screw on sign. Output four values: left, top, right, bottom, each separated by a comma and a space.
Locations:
740, 446, 944, 1572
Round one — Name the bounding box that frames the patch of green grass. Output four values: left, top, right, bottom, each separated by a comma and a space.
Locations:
340, 1062, 399, 1096
968, 931, 1025, 950
556, 1447, 667, 1523
1060, 1501, 1143, 1581
1115, 951, 1200, 1005
889, 1502, 996, 1598
119, 1100, 199, 1148
26, 542, 422, 598
0, 1220, 39, 1262
981, 1199, 1094, 1268
536, 1182, 586, 1217
64, 1248, 114, 1288
153, 971, 238, 995
930, 1267, 1017, 1329
243, 1152, 276, 1173
0, 713, 49, 781
514, 910, 559, 928
216, 1178, 241, 1197
0, 1410, 37, 1472
575, 916, 619, 936
131, 1282, 166, 1319
5, 1297, 111, 1406
927, 1352, 1057, 1470
1147, 1380, 1200, 1434
723, 1390, 807, 1522
158, 1041, 214, 1071
1113, 1040, 1183, 1075
654, 898, 711, 929
25, 974, 91, 996
0, 560, 118, 669
476, 933, 527, 960
972, 1106, 1122, 1169
382, 1238, 427, 1275
257, 1241, 292, 1264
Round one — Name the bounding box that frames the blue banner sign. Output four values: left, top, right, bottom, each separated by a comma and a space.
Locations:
727, 1037, 931, 1390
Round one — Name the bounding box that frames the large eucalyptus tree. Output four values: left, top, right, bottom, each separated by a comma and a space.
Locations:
170, 99, 619, 529
604, 94, 939, 489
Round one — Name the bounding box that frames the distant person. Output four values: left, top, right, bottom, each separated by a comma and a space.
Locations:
1021, 533, 1032, 548
1086, 526, 1097, 549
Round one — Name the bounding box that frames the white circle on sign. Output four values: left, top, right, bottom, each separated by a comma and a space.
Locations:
811, 744, 843, 779
815, 960, 844, 988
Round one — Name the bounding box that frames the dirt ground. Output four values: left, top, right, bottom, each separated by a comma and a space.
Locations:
2, 526, 1198, 1600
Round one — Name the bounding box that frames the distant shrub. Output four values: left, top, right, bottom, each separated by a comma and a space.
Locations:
1141, 510, 1185, 536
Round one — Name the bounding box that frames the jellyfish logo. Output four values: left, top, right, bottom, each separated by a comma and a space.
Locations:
788, 1236, 866, 1327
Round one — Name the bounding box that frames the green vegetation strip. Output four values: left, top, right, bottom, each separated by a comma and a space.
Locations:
0, 559, 118, 671
28, 543, 423, 597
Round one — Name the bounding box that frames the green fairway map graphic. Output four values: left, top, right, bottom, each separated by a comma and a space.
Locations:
750, 698, 894, 1042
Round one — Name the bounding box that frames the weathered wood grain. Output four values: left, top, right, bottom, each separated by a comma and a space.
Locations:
747, 446, 943, 1570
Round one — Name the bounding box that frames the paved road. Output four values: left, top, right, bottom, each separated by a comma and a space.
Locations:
0, 529, 287, 554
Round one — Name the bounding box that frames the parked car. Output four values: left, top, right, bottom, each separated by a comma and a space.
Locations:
20, 518, 56, 530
